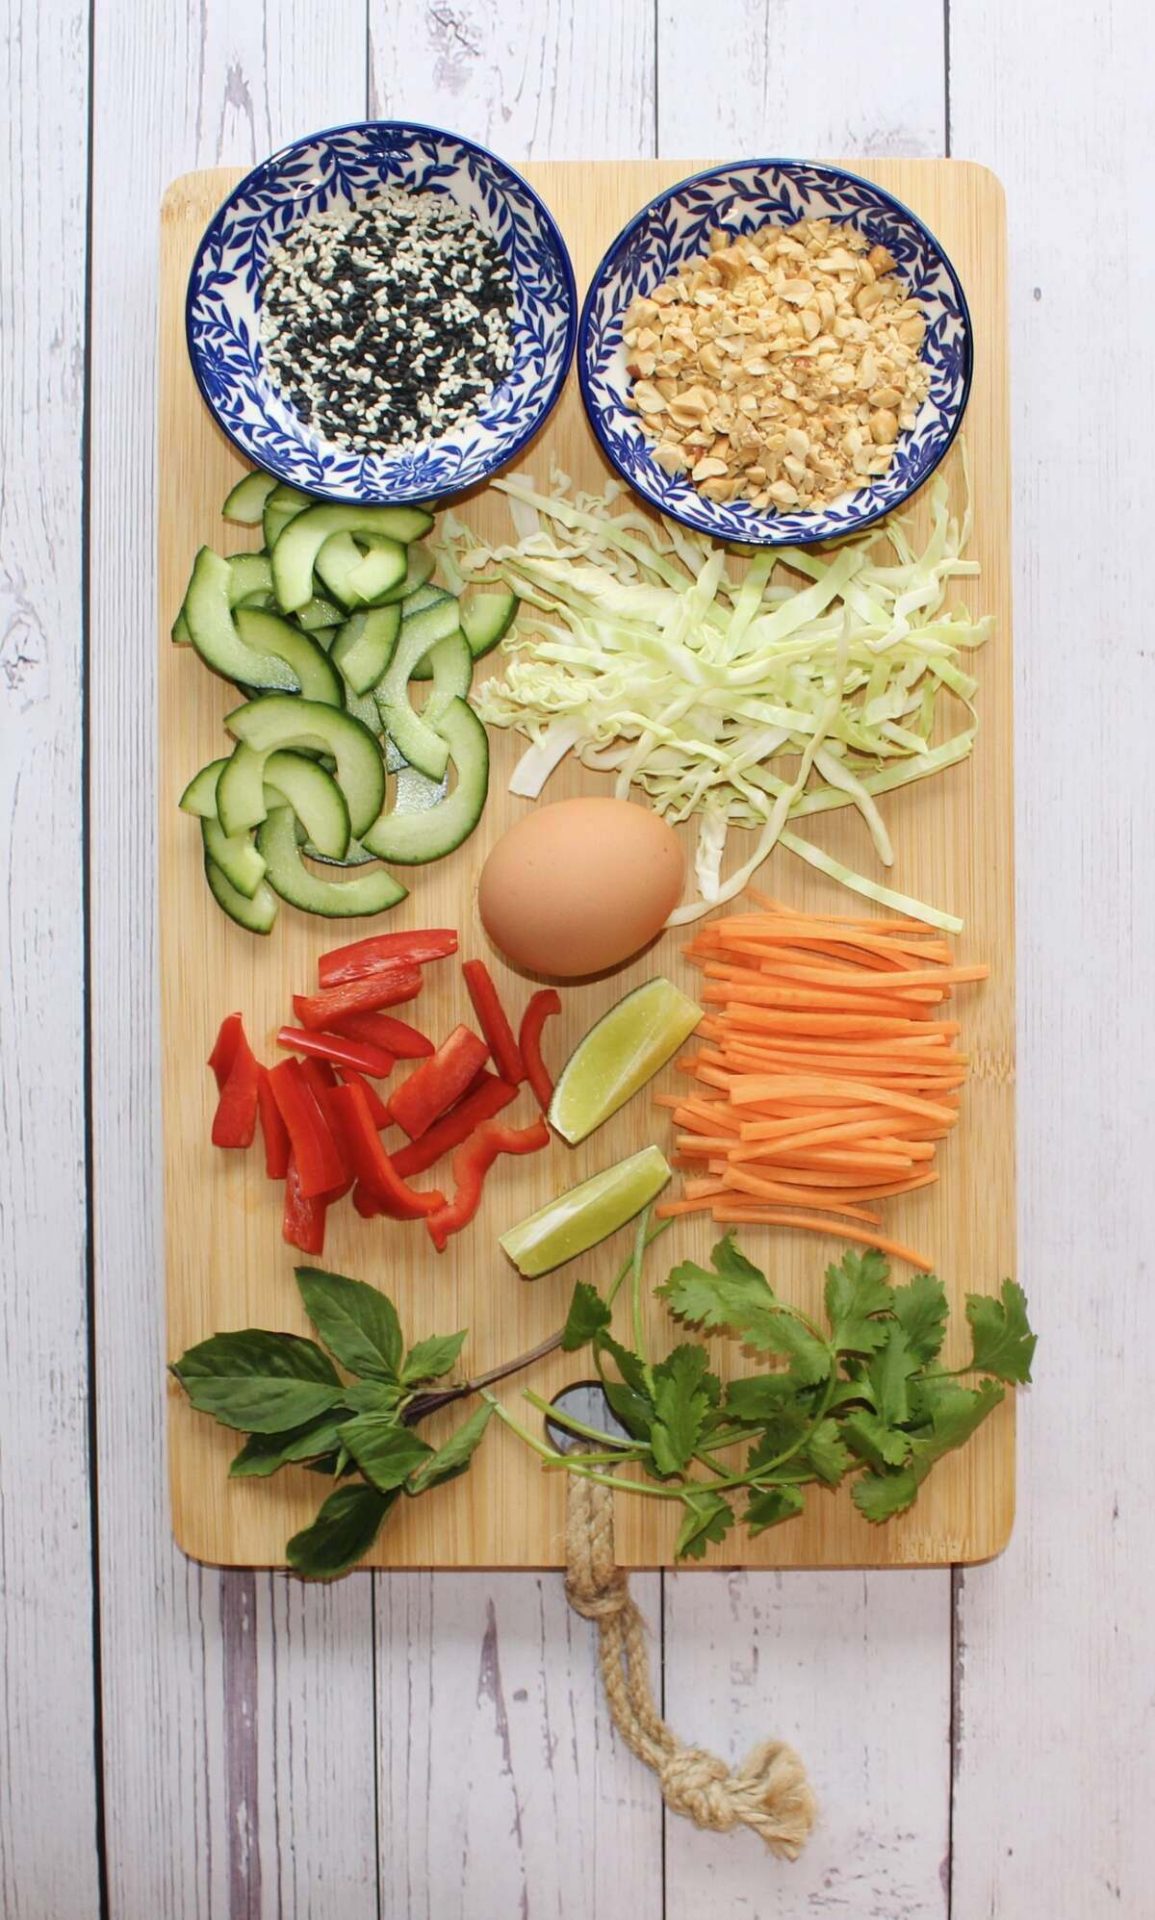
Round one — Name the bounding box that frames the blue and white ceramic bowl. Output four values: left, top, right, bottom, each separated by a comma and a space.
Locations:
579, 160, 972, 547
187, 122, 577, 504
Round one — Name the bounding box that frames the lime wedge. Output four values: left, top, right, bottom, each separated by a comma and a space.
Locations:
499, 1146, 672, 1278
549, 978, 703, 1145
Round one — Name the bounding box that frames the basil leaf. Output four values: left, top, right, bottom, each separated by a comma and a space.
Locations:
342, 1379, 406, 1416
340, 1415, 433, 1492
173, 1329, 339, 1385
286, 1483, 397, 1578
401, 1331, 467, 1385
230, 1413, 352, 1478
406, 1402, 494, 1495
295, 1267, 404, 1381
180, 1376, 344, 1433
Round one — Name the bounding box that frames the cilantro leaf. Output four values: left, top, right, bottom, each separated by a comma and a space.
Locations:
745, 1484, 806, 1534
804, 1418, 852, 1487
744, 1401, 812, 1468
891, 1272, 949, 1364
724, 1373, 809, 1425
561, 1281, 612, 1352
598, 1334, 651, 1398
852, 1379, 1004, 1523
401, 1331, 467, 1385
867, 1325, 919, 1425
649, 1346, 719, 1475
674, 1489, 734, 1560
843, 1410, 911, 1470
966, 1281, 1037, 1383
660, 1249, 830, 1385
823, 1249, 894, 1354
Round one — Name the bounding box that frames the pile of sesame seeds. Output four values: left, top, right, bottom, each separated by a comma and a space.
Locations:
259, 187, 516, 456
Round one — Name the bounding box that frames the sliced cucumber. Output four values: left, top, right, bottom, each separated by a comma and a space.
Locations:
359, 541, 436, 607
363, 698, 488, 865
258, 806, 407, 918
263, 749, 350, 859
263, 483, 313, 549
314, 531, 366, 607
223, 695, 386, 837
377, 626, 472, 779
180, 548, 299, 691
460, 587, 518, 662
296, 594, 345, 633
272, 504, 433, 612
342, 684, 384, 735
402, 582, 453, 617
394, 762, 448, 812
205, 855, 279, 934
226, 552, 275, 606
179, 757, 229, 818
223, 470, 277, 525
331, 604, 401, 696
233, 608, 344, 706
344, 535, 407, 605
171, 608, 191, 645
202, 814, 266, 898
374, 598, 466, 778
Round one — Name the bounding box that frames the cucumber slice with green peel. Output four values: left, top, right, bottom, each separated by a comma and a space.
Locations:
233, 608, 344, 706
257, 807, 407, 918
181, 548, 299, 691
223, 695, 386, 837
295, 594, 345, 632
179, 757, 229, 818
362, 698, 488, 865
345, 536, 408, 605
405, 586, 458, 678
460, 587, 518, 661
263, 484, 313, 550
201, 814, 266, 898
342, 684, 384, 735
305, 837, 377, 868
171, 609, 191, 644
262, 749, 351, 859
376, 621, 472, 779
226, 551, 275, 606
358, 540, 436, 607
394, 763, 448, 812
314, 531, 365, 607
272, 504, 433, 612
205, 854, 279, 934
223, 470, 277, 526
331, 604, 401, 696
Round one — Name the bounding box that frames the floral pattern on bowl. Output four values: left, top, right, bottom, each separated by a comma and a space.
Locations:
187, 121, 577, 505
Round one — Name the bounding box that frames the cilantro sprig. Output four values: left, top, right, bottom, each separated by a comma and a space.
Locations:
491, 1230, 1035, 1559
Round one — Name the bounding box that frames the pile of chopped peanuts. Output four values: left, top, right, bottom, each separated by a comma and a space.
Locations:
623, 217, 931, 512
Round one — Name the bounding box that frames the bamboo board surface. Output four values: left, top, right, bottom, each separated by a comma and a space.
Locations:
161, 158, 1013, 1569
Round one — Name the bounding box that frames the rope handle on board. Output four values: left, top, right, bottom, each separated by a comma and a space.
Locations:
564, 1472, 817, 1859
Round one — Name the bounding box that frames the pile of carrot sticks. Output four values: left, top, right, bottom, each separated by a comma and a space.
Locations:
654, 893, 989, 1270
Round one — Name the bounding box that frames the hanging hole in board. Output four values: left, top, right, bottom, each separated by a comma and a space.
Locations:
546, 1381, 634, 1455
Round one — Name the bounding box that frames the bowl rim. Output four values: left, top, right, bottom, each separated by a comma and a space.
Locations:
577, 154, 974, 548
185, 117, 579, 505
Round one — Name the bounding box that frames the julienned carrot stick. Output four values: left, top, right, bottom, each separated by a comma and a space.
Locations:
659, 896, 986, 1268
697, 1207, 937, 1273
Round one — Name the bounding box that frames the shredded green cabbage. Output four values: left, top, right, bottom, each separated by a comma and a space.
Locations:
440, 461, 991, 932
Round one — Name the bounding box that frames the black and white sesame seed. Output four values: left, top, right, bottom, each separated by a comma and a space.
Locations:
258, 188, 516, 456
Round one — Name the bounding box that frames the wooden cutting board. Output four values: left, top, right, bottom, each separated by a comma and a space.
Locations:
161, 158, 1014, 1570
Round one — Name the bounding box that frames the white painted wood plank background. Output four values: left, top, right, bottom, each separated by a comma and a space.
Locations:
1, 1, 1151, 1915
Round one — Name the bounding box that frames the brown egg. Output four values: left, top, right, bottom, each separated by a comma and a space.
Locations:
478, 798, 686, 978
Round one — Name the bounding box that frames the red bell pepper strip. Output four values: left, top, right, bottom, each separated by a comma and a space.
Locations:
208, 1012, 245, 1090
267, 1058, 347, 1199
256, 1068, 291, 1179
427, 1116, 551, 1252
282, 1155, 328, 1255
391, 1072, 518, 1178
318, 929, 458, 988
327, 1080, 445, 1219
518, 989, 562, 1115
276, 1025, 396, 1080
336, 1068, 391, 1130
461, 959, 525, 1085
208, 1013, 261, 1148
293, 965, 422, 1032
328, 1008, 434, 1060
387, 1025, 490, 1140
